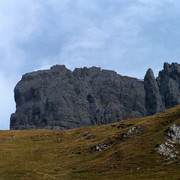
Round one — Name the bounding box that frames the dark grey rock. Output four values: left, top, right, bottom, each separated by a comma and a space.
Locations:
10, 62, 180, 130
157, 62, 180, 109
144, 68, 165, 115
10, 65, 146, 130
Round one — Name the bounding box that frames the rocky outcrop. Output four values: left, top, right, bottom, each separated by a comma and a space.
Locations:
144, 68, 165, 115
156, 124, 180, 163
157, 62, 180, 108
167, 124, 180, 144
92, 143, 109, 152
156, 142, 177, 160
10, 62, 180, 130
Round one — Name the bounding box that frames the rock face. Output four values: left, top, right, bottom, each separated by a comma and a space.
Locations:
144, 68, 165, 115
10, 62, 180, 130
157, 63, 180, 109
167, 124, 180, 144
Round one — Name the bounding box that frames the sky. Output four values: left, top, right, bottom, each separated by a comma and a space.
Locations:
0, 0, 180, 130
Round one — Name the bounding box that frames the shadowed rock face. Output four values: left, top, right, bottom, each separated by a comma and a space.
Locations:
144, 68, 165, 115
10, 62, 180, 130
157, 63, 180, 108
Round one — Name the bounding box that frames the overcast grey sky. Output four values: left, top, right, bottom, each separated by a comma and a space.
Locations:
0, 0, 180, 130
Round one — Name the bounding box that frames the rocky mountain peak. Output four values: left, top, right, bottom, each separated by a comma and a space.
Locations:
73, 66, 101, 78
50, 64, 67, 72
164, 62, 170, 72
157, 62, 180, 108
144, 68, 164, 115
10, 63, 180, 130
145, 68, 154, 78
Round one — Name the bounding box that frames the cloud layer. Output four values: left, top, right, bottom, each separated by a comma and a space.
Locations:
1, 0, 180, 129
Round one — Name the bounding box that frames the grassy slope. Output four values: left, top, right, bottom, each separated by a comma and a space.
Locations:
0, 106, 180, 180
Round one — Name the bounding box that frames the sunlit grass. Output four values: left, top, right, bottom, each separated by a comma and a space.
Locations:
0, 105, 180, 179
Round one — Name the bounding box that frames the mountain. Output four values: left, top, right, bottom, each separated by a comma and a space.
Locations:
1, 105, 180, 179
10, 62, 180, 130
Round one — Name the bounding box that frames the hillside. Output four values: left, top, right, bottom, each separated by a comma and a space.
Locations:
1, 105, 180, 179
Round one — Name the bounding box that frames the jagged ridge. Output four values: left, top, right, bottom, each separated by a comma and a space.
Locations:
10, 62, 180, 130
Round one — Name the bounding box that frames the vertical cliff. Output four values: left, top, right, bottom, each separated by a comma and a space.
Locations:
157, 63, 180, 108
144, 68, 165, 115
10, 62, 180, 130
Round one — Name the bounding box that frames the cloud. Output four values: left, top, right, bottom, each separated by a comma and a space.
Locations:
0, 72, 16, 130
1, 0, 180, 129
0, 0, 179, 73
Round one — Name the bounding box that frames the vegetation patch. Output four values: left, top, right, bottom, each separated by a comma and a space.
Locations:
0, 105, 180, 179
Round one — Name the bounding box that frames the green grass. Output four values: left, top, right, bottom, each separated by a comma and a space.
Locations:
0, 105, 180, 179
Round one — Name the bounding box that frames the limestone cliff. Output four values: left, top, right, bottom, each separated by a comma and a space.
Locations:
10, 62, 180, 130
